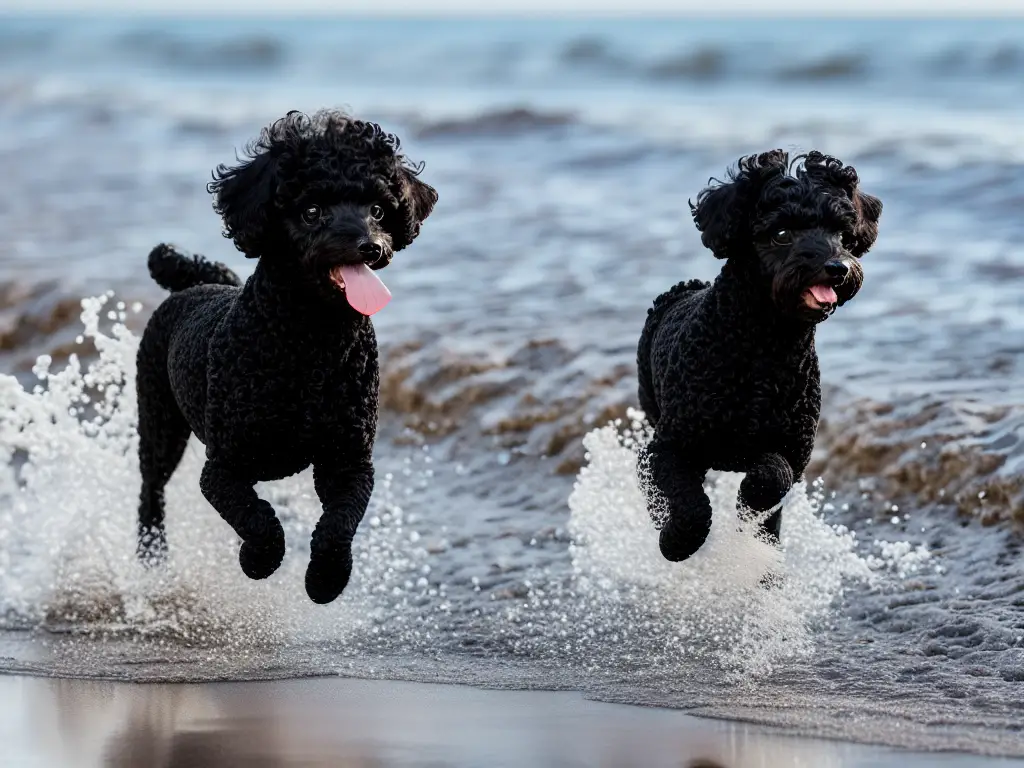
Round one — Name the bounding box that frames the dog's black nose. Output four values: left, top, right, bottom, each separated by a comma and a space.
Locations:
358, 241, 383, 261
824, 260, 849, 280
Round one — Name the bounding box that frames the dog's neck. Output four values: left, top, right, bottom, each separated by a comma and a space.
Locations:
246, 258, 369, 331
712, 259, 817, 352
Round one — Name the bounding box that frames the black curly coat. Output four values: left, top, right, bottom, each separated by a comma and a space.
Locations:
637, 150, 882, 562
136, 110, 437, 604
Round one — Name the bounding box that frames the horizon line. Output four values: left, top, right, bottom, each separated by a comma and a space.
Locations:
2, 1, 1023, 18
2, 9, 1023, 16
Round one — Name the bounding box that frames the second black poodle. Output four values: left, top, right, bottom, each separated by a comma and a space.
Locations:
637, 150, 881, 562
136, 109, 437, 603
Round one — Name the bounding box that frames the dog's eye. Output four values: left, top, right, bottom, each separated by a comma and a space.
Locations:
369, 204, 384, 221
771, 229, 793, 246
302, 205, 322, 225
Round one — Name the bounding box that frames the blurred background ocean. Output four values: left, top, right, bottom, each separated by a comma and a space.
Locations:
1, 10, 1021, 506
0, 2, 1023, 760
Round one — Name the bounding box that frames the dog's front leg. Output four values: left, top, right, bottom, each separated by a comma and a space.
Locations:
737, 453, 794, 543
200, 460, 286, 580
306, 458, 374, 604
646, 439, 712, 562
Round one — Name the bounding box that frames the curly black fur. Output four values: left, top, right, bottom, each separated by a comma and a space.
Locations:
136, 109, 437, 604
637, 150, 881, 562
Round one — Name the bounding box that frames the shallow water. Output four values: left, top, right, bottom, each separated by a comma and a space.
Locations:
0, 16, 1022, 757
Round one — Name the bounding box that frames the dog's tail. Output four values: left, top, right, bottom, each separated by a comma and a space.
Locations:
647, 279, 709, 318
147, 243, 242, 292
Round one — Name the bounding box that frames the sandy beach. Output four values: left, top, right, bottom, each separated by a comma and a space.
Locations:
2, 674, 1021, 768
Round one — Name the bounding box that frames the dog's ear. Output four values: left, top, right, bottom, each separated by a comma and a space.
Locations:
208, 149, 280, 258
690, 149, 789, 258
846, 188, 882, 257
387, 163, 438, 252
800, 151, 882, 257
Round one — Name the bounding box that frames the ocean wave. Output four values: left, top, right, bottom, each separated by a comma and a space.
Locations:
815, 388, 1023, 528
987, 44, 1024, 74
1, 19, 1023, 97
379, 336, 632, 473
558, 38, 734, 84
115, 30, 285, 73
412, 108, 578, 140
0, 281, 94, 380
556, 35, 1023, 88
931, 43, 1024, 77
647, 48, 728, 82
776, 53, 869, 82
377, 334, 1022, 524
559, 36, 625, 68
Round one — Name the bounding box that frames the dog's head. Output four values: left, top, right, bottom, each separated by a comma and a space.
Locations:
208, 109, 437, 303
690, 149, 882, 323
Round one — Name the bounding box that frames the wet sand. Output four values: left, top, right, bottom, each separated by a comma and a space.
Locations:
1, 674, 1020, 768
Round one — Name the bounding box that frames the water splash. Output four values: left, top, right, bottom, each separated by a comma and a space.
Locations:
556, 411, 929, 676
0, 294, 438, 654
0, 294, 936, 686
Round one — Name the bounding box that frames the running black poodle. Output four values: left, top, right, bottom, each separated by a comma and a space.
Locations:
136, 109, 437, 603
637, 150, 881, 562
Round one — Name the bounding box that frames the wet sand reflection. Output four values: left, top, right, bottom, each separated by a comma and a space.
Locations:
0, 675, 1004, 768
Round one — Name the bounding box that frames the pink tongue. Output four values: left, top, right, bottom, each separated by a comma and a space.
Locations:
337, 263, 391, 316
809, 284, 838, 305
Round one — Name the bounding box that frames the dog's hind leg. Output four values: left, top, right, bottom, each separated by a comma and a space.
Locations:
137, 356, 190, 564
305, 458, 374, 604
737, 453, 794, 545
199, 460, 286, 580
645, 438, 712, 562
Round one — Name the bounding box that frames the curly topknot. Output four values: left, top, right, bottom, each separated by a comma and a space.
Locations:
689, 149, 881, 259
208, 109, 437, 258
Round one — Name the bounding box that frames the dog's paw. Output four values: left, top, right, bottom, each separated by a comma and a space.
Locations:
659, 519, 708, 562
238, 520, 286, 580
136, 526, 168, 568
305, 544, 353, 604
738, 456, 794, 512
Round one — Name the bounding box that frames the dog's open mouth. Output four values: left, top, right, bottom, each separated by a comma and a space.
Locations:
802, 284, 837, 310
328, 263, 392, 316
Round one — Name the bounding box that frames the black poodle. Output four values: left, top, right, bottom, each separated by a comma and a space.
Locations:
637, 150, 881, 562
136, 109, 437, 603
